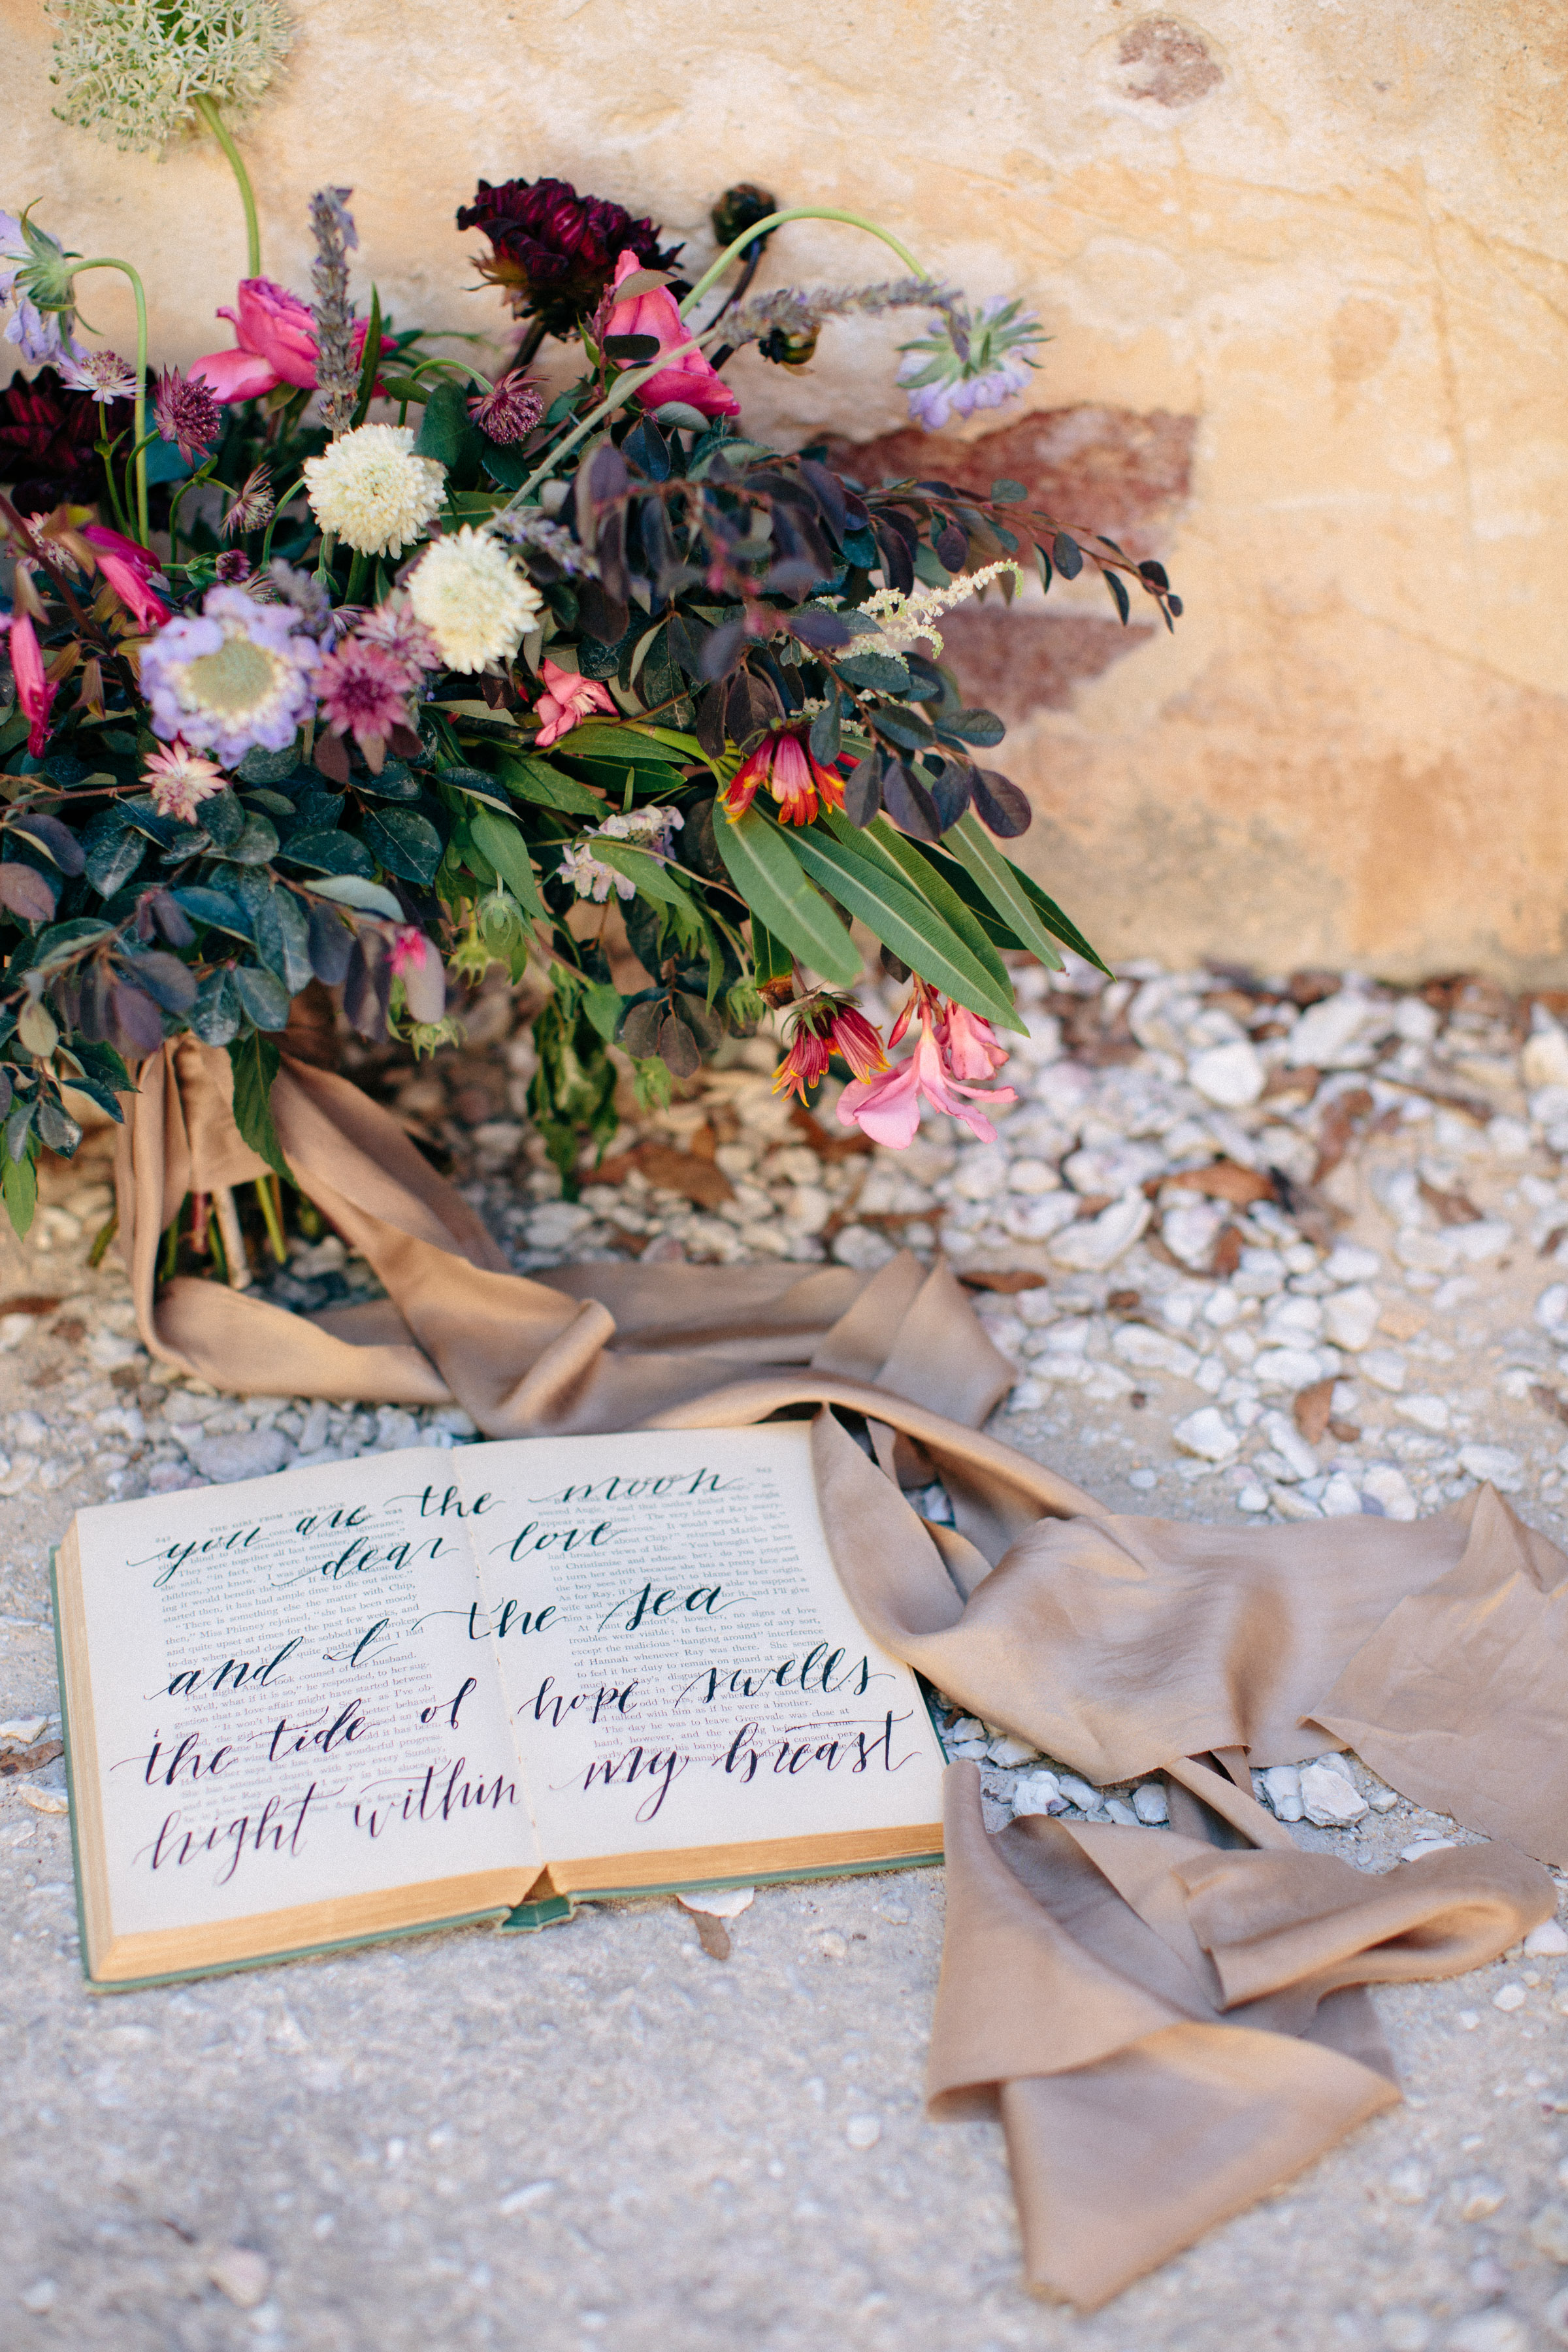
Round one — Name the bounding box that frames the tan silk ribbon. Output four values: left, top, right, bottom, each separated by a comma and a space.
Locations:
112, 1039, 1563, 2303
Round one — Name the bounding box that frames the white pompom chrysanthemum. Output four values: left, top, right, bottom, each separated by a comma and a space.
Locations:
406, 527, 542, 674
302, 423, 446, 559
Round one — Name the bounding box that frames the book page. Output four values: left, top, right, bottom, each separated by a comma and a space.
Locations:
67, 1450, 542, 1951
466, 1424, 945, 1874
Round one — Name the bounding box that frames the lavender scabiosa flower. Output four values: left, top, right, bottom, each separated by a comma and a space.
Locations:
221, 463, 273, 537
308, 184, 358, 438
139, 583, 318, 767
896, 295, 1045, 430
468, 369, 543, 446
153, 363, 220, 463
58, 346, 139, 402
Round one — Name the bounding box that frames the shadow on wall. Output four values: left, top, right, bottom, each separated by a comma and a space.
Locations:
822, 406, 1194, 725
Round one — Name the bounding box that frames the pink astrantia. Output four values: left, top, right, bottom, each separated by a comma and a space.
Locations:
532, 655, 616, 747
357, 595, 441, 687
836, 984, 1015, 1149
7, 613, 56, 755
143, 740, 225, 825
314, 636, 412, 770
80, 523, 171, 632
600, 248, 740, 419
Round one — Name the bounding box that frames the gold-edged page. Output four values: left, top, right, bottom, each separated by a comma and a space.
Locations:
65, 1449, 543, 1978
465, 1424, 945, 1880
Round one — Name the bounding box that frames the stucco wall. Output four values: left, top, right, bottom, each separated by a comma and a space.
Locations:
5, 0, 1566, 983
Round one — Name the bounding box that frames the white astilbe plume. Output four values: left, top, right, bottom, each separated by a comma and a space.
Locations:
859, 561, 1025, 655
46, 0, 293, 152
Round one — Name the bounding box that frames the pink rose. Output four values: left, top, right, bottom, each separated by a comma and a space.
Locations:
601, 250, 740, 420
531, 656, 617, 747
191, 278, 387, 405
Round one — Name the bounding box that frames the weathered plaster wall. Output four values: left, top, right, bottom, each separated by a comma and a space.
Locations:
5, 0, 1566, 981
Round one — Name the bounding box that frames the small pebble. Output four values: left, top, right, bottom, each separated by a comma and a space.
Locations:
1451, 2174, 1506, 2220
1529, 2202, 1568, 2264
1386, 2159, 1430, 2204
844, 2115, 881, 2149
19, 2280, 56, 2315
1492, 1982, 1527, 2012
208, 2247, 270, 2309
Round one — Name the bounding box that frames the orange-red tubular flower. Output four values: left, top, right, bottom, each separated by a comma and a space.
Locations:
772, 993, 888, 1102
722, 728, 845, 826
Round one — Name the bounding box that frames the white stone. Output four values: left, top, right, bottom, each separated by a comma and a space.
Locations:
1525, 1919, 1568, 1957
1237, 1484, 1271, 1512
1396, 1228, 1457, 1273
1524, 1021, 1568, 1090
779, 1184, 832, 1234
1323, 1286, 1381, 1351
1260, 1410, 1318, 1480
987, 1734, 1040, 1767
1445, 2311, 1530, 2352
1162, 1197, 1229, 1269
1538, 1282, 1568, 1333
1002, 1194, 1079, 1243
1172, 1407, 1239, 1463
19, 2281, 57, 2315
1056, 1774, 1102, 1812
1007, 1158, 1060, 1196
1456, 1443, 1524, 1492
1324, 1241, 1382, 1283
1396, 1394, 1450, 1433
0, 1715, 47, 1747
1064, 1140, 1164, 1194
678, 1887, 754, 1919
1450, 1218, 1512, 1265
1299, 1760, 1368, 1825
1362, 1348, 1409, 1392
1528, 2201, 1568, 2262
209, 2249, 270, 2309
1382, 2308, 1432, 2352
1252, 1345, 1329, 1391
1048, 1191, 1151, 1272
1288, 990, 1377, 1067
1362, 1463, 1418, 1520
832, 1226, 896, 1273
1386, 2159, 1429, 2206
1103, 1797, 1139, 1826
1453, 2175, 1507, 2220
1111, 1324, 1199, 1378
1261, 1764, 1304, 1821
1233, 1247, 1285, 1298
1011, 1771, 1065, 1817
1132, 1783, 1169, 1824
1263, 1295, 1324, 1344
86, 1329, 142, 1370
525, 1203, 593, 1247
1401, 1838, 1457, 1861
1188, 1040, 1266, 1107
191, 1429, 290, 1484
1320, 1473, 1364, 1516
16, 1783, 68, 1814
950, 1147, 1010, 1202
844, 2115, 881, 2150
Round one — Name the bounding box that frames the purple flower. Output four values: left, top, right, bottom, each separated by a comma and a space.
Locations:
468, 368, 544, 445
896, 295, 1045, 431
153, 365, 221, 464
59, 348, 139, 404
139, 585, 319, 769
0, 211, 79, 368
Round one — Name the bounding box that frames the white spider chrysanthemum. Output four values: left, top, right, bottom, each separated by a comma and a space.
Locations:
858, 559, 1024, 655
46, 0, 294, 153
301, 424, 446, 560
407, 528, 542, 674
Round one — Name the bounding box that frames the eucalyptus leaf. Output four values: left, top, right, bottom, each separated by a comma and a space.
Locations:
188, 968, 242, 1045
279, 830, 376, 879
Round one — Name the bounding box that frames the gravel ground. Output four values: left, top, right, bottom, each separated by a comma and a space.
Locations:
4, 955, 1568, 2352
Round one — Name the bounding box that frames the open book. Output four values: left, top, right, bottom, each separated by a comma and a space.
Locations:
54, 1422, 946, 1988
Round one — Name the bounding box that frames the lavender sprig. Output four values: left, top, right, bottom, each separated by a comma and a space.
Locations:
719, 276, 962, 353
491, 511, 600, 580
308, 185, 358, 439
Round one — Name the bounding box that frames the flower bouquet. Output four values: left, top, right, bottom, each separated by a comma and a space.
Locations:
0, 99, 1180, 1274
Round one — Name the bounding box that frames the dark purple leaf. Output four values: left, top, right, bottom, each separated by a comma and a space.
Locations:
843, 751, 883, 828
1052, 531, 1083, 580
617, 999, 662, 1058
123, 950, 196, 1013
108, 981, 164, 1057
577, 578, 629, 645
926, 762, 972, 832
1105, 568, 1131, 625
1167, 593, 1184, 618
934, 523, 968, 573
587, 442, 629, 504
343, 934, 389, 1043
938, 707, 1005, 748
809, 691, 841, 766
146, 889, 195, 949
604, 333, 661, 361
784, 608, 851, 652
694, 681, 727, 760
0, 863, 57, 923
595, 504, 629, 603
308, 900, 353, 986
970, 768, 1032, 838
1138, 559, 1169, 590
314, 728, 351, 785
880, 761, 940, 843
700, 618, 747, 682
794, 458, 846, 539
658, 1012, 700, 1079
10, 811, 85, 876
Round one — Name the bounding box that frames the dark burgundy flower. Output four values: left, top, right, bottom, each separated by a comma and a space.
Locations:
0, 366, 130, 515
468, 368, 544, 445
456, 176, 680, 338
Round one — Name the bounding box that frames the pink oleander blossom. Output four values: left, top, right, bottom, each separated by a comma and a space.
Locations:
80, 523, 171, 632
532, 655, 616, 747
191, 278, 385, 405
938, 999, 1010, 1082
837, 987, 1015, 1149
143, 741, 225, 825
601, 248, 740, 419
7, 613, 56, 755
314, 637, 412, 768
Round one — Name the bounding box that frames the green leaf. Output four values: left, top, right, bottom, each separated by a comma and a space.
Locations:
942, 812, 1105, 972
750, 919, 793, 986
307, 874, 404, 919
787, 828, 1023, 1031
2, 1149, 36, 1239
413, 378, 482, 476
837, 649, 911, 696
189, 969, 242, 1044
227, 1033, 289, 1179
227, 812, 280, 865
251, 885, 313, 993
363, 807, 444, 885
1009, 862, 1111, 974
468, 806, 546, 918
591, 841, 693, 909
279, 830, 375, 879
834, 812, 1012, 993
436, 761, 515, 811
233, 964, 291, 1031
350, 284, 382, 431
497, 753, 604, 815
582, 982, 624, 1042
710, 809, 860, 988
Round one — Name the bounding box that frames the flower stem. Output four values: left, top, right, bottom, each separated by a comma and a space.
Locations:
193, 95, 261, 278
501, 331, 719, 512
343, 547, 369, 604
679, 208, 926, 316
76, 260, 150, 546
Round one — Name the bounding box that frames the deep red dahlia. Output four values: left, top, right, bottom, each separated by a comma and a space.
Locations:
0, 367, 130, 515
455, 176, 681, 337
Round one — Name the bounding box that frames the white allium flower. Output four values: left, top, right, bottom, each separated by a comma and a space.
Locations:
301, 423, 445, 559
46, 0, 294, 153
406, 527, 542, 674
